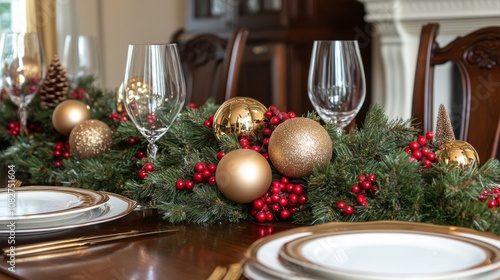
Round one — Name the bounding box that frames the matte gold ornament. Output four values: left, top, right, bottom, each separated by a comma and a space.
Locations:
52, 100, 92, 135
215, 149, 272, 203
212, 97, 267, 139
268, 117, 332, 178
436, 140, 480, 168
69, 119, 113, 158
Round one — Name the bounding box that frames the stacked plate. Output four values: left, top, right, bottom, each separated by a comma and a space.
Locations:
0, 186, 137, 234
244, 221, 500, 280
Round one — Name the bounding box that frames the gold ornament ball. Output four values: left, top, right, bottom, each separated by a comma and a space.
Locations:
215, 149, 272, 203
437, 140, 480, 168
268, 117, 332, 178
69, 119, 113, 159
52, 100, 92, 135
213, 97, 267, 139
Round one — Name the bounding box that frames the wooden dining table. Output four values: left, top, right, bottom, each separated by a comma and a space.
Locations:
0, 207, 300, 280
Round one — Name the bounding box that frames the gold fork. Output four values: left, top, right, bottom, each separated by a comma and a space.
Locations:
208, 259, 245, 280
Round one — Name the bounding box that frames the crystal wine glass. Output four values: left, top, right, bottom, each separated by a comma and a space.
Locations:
308, 40, 366, 134
122, 43, 186, 161
62, 35, 100, 87
0, 32, 46, 135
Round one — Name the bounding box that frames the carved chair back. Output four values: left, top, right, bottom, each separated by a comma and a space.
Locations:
413, 23, 500, 161
170, 28, 249, 106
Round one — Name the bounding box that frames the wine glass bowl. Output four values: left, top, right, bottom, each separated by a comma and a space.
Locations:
0, 32, 46, 135
62, 35, 100, 87
122, 44, 186, 160
308, 40, 366, 133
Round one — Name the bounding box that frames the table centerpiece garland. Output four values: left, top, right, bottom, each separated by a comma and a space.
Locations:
0, 64, 499, 234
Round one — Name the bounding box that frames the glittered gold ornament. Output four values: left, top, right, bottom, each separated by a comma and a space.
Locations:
52, 100, 92, 135
116, 77, 150, 113
213, 97, 267, 139
268, 117, 332, 178
69, 119, 113, 158
436, 140, 480, 168
215, 149, 272, 203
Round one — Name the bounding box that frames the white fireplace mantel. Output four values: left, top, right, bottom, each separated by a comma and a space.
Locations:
358, 0, 500, 120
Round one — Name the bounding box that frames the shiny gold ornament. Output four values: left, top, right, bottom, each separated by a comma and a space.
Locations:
116, 77, 150, 113
436, 140, 480, 168
52, 100, 92, 135
215, 149, 272, 203
9, 56, 43, 82
212, 97, 267, 139
69, 119, 113, 158
268, 117, 332, 178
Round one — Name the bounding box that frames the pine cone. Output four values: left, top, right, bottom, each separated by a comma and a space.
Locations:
39, 55, 69, 108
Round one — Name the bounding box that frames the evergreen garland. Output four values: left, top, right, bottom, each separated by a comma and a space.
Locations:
0, 84, 499, 234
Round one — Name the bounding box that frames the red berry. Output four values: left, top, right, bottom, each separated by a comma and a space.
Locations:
138, 169, 148, 179
493, 188, 500, 194
239, 138, 250, 147
63, 152, 70, 159
207, 163, 217, 173
293, 184, 303, 195
357, 175, 366, 182
266, 212, 274, 221
203, 120, 212, 128
287, 112, 296, 118
263, 128, 272, 136
412, 150, 423, 160
289, 194, 299, 205
193, 172, 204, 182
298, 195, 308, 204
496, 196, 500, 205
264, 111, 273, 119
417, 135, 427, 146
404, 147, 411, 153
359, 180, 372, 190
255, 211, 267, 222
144, 163, 155, 172
280, 209, 290, 219
344, 205, 355, 215
351, 185, 361, 194
202, 169, 211, 178
270, 116, 280, 125
207, 176, 216, 185
366, 173, 377, 182
53, 150, 62, 157
175, 179, 185, 190
278, 197, 288, 207
251, 145, 261, 153
286, 183, 294, 193
185, 180, 195, 190
487, 199, 498, 208
217, 151, 226, 160
337, 201, 346, 209
426, 131, 434, 140
422, 159, 432, 169
280, 177, 290, 184
55, 142, 64, 150
271, 185, 281, 194
195, 162, 207, 173
356, 194, 367, 205
54, 161, 62, 168
271, 203, 280, 212
253, 199, 265, 210
370, 185, 378, 194
409, 141, 420, 151
426, 152, 436, 162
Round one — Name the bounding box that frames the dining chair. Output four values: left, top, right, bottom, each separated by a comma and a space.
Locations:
170, 28, 249, 106
413, 23, 500, 162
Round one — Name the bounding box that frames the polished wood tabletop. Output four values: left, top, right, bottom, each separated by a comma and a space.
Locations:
0, 207, 300, 280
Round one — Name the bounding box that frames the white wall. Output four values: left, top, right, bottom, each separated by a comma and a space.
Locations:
57, 0, 185, 89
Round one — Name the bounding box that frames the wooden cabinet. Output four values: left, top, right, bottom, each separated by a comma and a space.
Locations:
185, 0, 371, 120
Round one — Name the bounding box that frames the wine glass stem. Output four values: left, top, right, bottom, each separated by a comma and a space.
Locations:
147, 142, 158, 161
18, 105, 28, 136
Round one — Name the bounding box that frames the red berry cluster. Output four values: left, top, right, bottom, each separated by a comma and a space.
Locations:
337, 174, 379, 215
204, 115, 214, 128
135, 150, 146, 160
192, 162, 217, 185
138, 163, 155, 179
127, 137, 141, 145
404, 131, 436, 168
110, 111, 129, 122
174, 179, 195, 191
250, 176, 308, 222
69, 88, 86, 99
53, 141, 71, 168
7, 121, 41, 136
478, 187, 500, 209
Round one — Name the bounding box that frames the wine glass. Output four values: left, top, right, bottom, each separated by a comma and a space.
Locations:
308, 40, 366, 134
122, 43, 186, 161
0, 32, 46, 135
62, 35, 100, 87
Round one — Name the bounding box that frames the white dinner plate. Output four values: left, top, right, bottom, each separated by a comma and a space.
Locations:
0, 186, 109, 224
280, 231, 500, 280
243, 221, 500, 280
0, 191, 137, 234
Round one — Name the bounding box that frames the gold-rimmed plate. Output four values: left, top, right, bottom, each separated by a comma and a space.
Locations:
243, 221, 500, 280
0, 186, 109, 224
280, 230, 500, 280
0, 191, 136, 234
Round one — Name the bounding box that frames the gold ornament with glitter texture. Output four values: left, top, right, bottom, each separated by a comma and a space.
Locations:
69, 119, 113, 158
268, 117, 332, 178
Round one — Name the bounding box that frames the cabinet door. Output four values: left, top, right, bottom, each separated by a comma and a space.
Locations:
237, 0, 285, 28
186, 0, 235, 31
